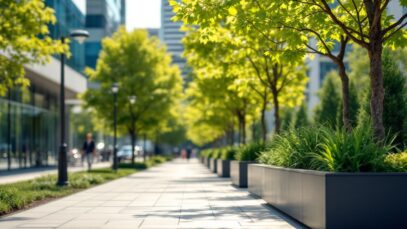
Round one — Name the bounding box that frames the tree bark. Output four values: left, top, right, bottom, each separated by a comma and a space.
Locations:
272, 90, 280, 133
337, 62, 352, 131
242, 114, 246, 144
130, 129, 137, 165
261, 106, 267, 142
368, 43, 385, 140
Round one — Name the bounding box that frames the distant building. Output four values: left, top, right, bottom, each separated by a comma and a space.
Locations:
0, 0, 87, 171
160, 0, 189, 78
147, 28, 160, 38
46, 0, 86, 73
85, 0, 126, 69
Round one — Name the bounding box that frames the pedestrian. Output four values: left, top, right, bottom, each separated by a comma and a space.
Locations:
82, 133, 96, 171
186, 146, 192, 161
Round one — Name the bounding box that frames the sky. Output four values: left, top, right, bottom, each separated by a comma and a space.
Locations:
126, 0, 161, 30
71, 0, 161, 30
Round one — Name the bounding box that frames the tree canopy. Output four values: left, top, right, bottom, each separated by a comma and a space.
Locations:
83, 28, 183, 154
0, 0, 66, 95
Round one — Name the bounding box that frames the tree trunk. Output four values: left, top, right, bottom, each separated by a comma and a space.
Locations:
230, 125, 235, 145
368, 43, 385, 141
337, 62, 352, 131
237, 115, 242, 145
130, 130, 137, 165
261, 106, 267, 143
242, 114, 246, 144
272, 91, 280, 133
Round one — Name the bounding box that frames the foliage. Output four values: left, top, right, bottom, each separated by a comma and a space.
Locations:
83, 27, 183, 143
0, 0, 67, 95
294, 103, 309, 128
119, 155, 172, 169
235, 142, 268, 161
175, 1, 308, 143
0, 168, 135, 215
220, 147, 237, 160
358, 51, 407, 146
280, 108, 295, 131
259, 123, 395, 172
314, 73, 342, 128
384, 152, 407, 172
337, 82, 360, 128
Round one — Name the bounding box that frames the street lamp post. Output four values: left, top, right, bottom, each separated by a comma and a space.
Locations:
112, 83, 119, 171
128, 95, 136, 164
57, 30, 89, 186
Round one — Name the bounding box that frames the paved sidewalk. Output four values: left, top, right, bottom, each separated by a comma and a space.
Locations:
0, 162, 111, 185
0, 159, 304, 229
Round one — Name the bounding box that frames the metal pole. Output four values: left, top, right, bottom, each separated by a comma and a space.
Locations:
57, 36, 68, 186
113, 92, 118, 170
7, 89, 11, 170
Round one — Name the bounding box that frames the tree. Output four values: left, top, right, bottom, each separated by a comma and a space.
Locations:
337, 82, 360, 128
174, 5, 308, 135
173, 0, 407, 140
281, 108, 295, 131
294, 103, 309, 128
283, 0, 407, 140
358, 50, 407, 146
314, 72, 341, 128
0, 0, 66, 95
83, 28, 183, 164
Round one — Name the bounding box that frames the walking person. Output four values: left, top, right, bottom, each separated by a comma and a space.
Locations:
186, 146, 192, 161
82, 133, 96, 171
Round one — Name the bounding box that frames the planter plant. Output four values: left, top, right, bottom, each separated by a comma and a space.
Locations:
209, 149, 221, 173
216, 147, 236, 177
231, 142, 267, 187
250, 125, 407, 229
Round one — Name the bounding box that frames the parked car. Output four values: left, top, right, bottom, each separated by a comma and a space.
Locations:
117, 145, 135, 162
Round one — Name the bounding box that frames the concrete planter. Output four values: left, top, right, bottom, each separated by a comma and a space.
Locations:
209, 158, 217, 173
249, 164, 407, 229
205, 157, 210, 167
248, 164, 266, 197
230, 160, 255, 187
216, 159, 231, 177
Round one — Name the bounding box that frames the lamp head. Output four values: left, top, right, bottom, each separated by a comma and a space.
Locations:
69, 30, 89, 44
129, 95, 137, 104
111, 83, 119, 94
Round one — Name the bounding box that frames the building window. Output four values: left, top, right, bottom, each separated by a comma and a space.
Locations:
86, 15, 106, 28
319, 61, 337, 86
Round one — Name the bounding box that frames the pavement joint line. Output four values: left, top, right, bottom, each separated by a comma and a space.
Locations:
1, 159, 304, 229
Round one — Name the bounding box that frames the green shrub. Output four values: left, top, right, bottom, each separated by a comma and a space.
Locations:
199, 149, 212, 158
235, 142, 268, 161
385, 152, 407, 172
0, 168, 135, 216
310, 124, 393, 172
259, 127, 321, 169
210, 149, 222, 159
220, 147, 237, 160
259, 124, 395, 172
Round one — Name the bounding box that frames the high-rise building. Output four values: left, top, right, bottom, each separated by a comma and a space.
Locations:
147, 28, 160, 38
46, 0, 86, 73
85, 0, 126, 69
0, 0, 87, 171
160, 0, 189, 77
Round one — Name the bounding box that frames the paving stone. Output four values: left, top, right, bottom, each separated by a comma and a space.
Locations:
0, 159, 304, 229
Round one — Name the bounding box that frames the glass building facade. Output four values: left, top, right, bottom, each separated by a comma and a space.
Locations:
46, 0, 86, 73
85, 0, 125, 69
160, 0, 189, 78
0, 0, 86, 171
0, 87, 58, 171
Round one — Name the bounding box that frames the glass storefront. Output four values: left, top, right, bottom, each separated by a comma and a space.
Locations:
0, 87, 58, 171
